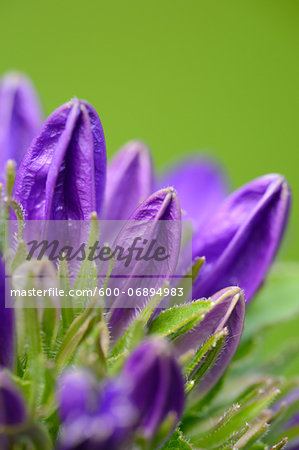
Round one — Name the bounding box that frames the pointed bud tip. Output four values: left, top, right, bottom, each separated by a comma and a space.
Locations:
212, 285, 244, 302
1, 71, 29, 87
6, 159, 16, 169
158, 186, 177, 198
149, 338, 172, 357
124, 140, 151, 155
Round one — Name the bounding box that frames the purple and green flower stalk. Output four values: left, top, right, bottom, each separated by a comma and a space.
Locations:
0, 72, 42, 173
192, 174, 291, 302
103, 140, 153, 220
58, 339, 184, 449
13, 98, 106, 220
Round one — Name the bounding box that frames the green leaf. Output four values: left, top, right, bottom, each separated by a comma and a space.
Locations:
108, 318, 145, 373
73, 212, 99, 309
148, 300, 212, 339
191, 385, 280, 449
4, 196, 24, 241
57, 257, 74, 332
41, 307, 60, 356
162, 429, 194, 449
11, 240, 28, 272
235, 412, 270, 449
55, 303, 99, 371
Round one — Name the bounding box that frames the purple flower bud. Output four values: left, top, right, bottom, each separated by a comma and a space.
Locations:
58, 370, 98, 423
0, 72, 42, 171
104, 140, 153, 220
108, 187, 182, 339
0, 371, 26, 449
123, 338, 184, 438
0, 371, 26, 425
13, 99, 106, 220
159, 157, 228, 231
192, 174, 291, 302
175, 287, 245, 393
0, 258, 14, 369
58, 370, 138, 450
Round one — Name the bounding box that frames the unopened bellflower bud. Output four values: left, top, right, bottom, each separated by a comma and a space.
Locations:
108, 187, 182, 339
0, 371, 27, 449
160, 156, 228, 232
58, 370, 138, 450
192, 174, 291, 302
0, 72, 42, 172
13, 98, 106, 220
0, 371, 26, 425
175, 287, 245, 393
123, 338, 184, 438
104, 140, 153, 220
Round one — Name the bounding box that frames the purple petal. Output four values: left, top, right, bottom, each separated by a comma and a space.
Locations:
0, 72, 42, 172
104, 140, 153, 220
123, 339, 184, 438
13, 99, 106, 220
0, 371, 26, 425
0, 258, 14, 369
58, 375, 137, 450
192, 174, 291, 302
108, 188, 182, 339
159, 157, 228, 231
58, 370, 99, 423
175, 287, 245, 393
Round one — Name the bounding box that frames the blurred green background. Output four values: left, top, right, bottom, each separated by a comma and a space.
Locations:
1, 0, 298, 259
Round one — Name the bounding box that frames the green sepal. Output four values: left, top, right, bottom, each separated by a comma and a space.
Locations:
72, 212, 99, 310
11, 240, 28, 272
108, 318, 145, 374
6, 159, 16, 196
109, 284, 167, 362
57, 257, 74, 332
75, 320, 110, 378
185, 328, 228, 394
148, 299, 212, 339
55, 302, 99, 371
270, 437, 288, 449
161, 429, 194, 449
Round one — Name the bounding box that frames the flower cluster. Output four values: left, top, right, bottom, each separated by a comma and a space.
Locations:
0, 71, 298, 450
